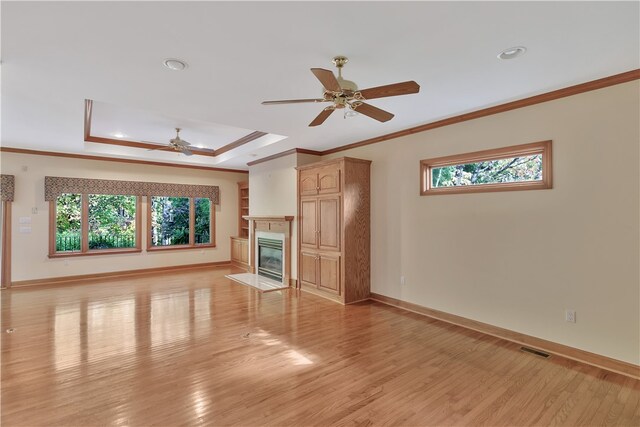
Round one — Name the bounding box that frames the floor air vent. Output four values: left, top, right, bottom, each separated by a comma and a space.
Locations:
520, 346, 551, 358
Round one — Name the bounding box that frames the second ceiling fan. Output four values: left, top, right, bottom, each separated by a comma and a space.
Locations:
262, 56, 420, 127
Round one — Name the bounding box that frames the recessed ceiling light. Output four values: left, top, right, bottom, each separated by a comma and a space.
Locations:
163, 58, 188, 71
111, 132, 127, 138
497, 46, 527, 60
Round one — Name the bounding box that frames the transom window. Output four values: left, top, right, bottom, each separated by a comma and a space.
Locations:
421, 141, 552, 195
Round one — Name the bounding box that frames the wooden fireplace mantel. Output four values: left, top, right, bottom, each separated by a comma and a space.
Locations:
243, 216, 294, 286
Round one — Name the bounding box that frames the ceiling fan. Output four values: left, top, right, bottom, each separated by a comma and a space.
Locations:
262, 56, 420, 127
147, 128, 193, 156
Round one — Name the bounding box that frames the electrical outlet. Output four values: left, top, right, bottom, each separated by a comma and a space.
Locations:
565, 309, 576, 323
400, 276, 405, 286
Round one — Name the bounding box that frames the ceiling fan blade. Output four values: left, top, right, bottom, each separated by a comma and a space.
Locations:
357, 81, 420, 100
309, 107, 335, 127
181, 148, 193, 156
311, 68, 341, 92
147, 145, 175, 152
172, 138, 191, 147
262, 98, 327, 105
352, 102, 394, 122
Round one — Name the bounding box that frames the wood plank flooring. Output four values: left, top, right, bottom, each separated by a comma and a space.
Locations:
1, 267, 639, 426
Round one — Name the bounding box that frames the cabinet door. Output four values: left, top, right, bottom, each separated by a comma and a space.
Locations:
299, 170, 318, 196
240, 240, 249, 264
318, 165, 341, 194
300, 251, 318, 288
318, 196, 340, 252
318, 254, 340, 295
231, 239, 241, 262
300, 199, 318, 249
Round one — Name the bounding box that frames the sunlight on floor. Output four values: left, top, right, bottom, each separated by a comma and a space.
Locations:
255, 328, 314, 366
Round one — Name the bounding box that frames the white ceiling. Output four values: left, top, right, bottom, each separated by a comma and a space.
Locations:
2, 1, 638, 170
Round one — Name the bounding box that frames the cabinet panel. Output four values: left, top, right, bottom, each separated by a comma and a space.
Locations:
240, 240, 248, 263
299, 170, 318, 196
300, 252, 318, 287
319, 197, 340, 252
318, 165, 341, 194
231, 237, 249, 269
319, 254, 340, 294
231, 239, 239, 261
300, 199, 318, 248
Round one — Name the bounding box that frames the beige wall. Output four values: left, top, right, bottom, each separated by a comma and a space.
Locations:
0, 152, 247, 282
321, 81, 639, 365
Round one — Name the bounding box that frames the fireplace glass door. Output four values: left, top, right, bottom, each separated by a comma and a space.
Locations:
257, 238, 283, 282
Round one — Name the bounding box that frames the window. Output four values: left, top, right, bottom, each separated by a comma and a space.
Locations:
50, 193, 141, 256
88, 195, 137, 249
420, 140, 552, 195
55, 194, 82, 252
194, 198, 211, 244
150, 197, 190, 246
148, 196, 214, 250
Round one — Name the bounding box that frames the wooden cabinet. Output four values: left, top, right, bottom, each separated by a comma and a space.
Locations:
300, 251, 341, 296
296, 157, 370, 304
300, 196, 340, 251
299, 164, 341, 196
318, 197, 340, 251
230, 236, 249, 270
300, 199, 318, 248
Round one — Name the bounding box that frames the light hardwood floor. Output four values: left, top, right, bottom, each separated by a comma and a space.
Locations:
2, 267, 639, 426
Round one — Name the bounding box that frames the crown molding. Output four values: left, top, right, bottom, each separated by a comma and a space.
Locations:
246, 148, 322, 167
0, 147, 249, 174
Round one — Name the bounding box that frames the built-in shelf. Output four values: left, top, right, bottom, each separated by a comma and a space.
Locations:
237, 181, 249, 239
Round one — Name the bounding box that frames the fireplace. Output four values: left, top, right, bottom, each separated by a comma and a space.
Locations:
237, 216, 293, 288
257, 237, 283, 282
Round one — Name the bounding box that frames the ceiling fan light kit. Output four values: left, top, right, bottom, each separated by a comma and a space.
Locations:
262, 56, 420, 126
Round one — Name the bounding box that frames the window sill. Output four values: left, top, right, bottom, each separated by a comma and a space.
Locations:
421, 181, 552, 196
147, 244, 216, 252
48, 248, 142, 258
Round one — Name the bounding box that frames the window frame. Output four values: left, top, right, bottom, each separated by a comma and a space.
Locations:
48, 194, 142, 258
2, 201, 12, 287
420, 140, 552, 196
146, 196, 215, 252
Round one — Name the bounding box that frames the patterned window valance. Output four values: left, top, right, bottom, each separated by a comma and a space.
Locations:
1, 175, 15, 202
44, 176, 220, 204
